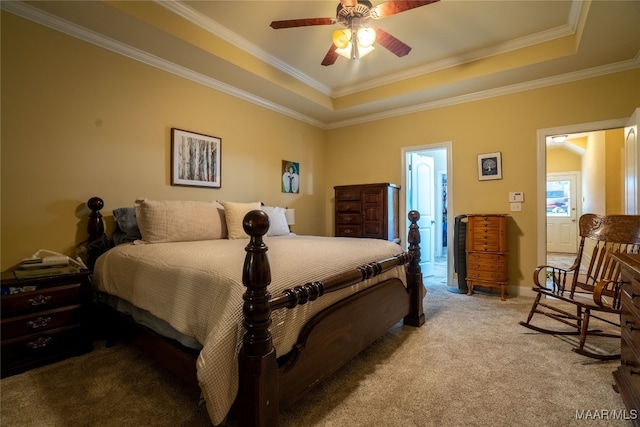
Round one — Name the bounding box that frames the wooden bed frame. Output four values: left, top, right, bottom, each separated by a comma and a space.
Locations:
84, 197, 425, 426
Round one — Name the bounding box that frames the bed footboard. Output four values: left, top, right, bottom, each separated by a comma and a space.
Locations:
237, 210, 424, 426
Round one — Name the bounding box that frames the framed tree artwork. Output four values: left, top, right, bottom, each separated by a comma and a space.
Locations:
171, 128, 221, 188
477, 152, 502, 181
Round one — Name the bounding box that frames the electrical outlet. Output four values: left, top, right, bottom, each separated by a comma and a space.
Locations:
510, 202, 522, 212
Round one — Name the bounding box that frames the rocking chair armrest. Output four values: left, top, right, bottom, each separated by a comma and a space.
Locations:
533, 264, 573, 289
593, 279, 621, 308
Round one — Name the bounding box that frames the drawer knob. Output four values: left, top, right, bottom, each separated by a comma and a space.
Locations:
27, 316, 52, 329
27, 336, 52, 349
28, 295, 52, 306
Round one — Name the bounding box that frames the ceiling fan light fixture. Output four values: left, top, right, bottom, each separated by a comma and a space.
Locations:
332, 29, 351, 49
357, 27, 376, 48
335, 42, 375, 60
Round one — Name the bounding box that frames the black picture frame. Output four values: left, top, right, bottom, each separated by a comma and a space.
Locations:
171, 128, 221, 188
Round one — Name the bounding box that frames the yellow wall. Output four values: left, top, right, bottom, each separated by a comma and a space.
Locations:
325, 77, 639, 289
1, 12, 327, 269
546, 147, 582, 173
2, 12, 640, 292
605, 128, 625, 214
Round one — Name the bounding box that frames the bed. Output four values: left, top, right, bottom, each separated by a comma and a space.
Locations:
84, 197, 425, 426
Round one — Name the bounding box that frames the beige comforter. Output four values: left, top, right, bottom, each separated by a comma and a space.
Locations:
93, 235, 406, 425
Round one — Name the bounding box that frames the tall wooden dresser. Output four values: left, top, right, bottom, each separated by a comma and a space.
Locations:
334, 183, 400, 243
612, 253, 640, 425
465, 214, 509, 301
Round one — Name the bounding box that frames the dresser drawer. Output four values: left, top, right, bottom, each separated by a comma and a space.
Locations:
467, 252, 505, 262
336, 225, 362, 237
1, 324, 83, 363
363, 223, 382, 236
336, 212, 361, 224
469, 241, 503, 252
362, 191, 383, 204
1, 283, 82, 316
467, 253, 506, 272
335, 189, 361, 201
336, 201, 361, 212
622, 277, 640, 312
473, 216, 502, 227
620, 336, 640, 393
1, 304, 82, 339
466, 269, 507, 282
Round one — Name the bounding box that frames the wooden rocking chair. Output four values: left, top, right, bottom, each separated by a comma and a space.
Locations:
519, 214, 640, 360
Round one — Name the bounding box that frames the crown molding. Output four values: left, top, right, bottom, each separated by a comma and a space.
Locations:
1, 0, 326, 128
3, 0, 638, 131
326, 55, 640, 129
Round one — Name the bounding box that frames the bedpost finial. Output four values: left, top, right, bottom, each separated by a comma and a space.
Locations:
243, 210, 270, 237
88, 197, 104, 212
408, 210, 420, 224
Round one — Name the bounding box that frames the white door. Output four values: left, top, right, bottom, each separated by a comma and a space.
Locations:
625, 108, 640, 214
408, 153, 436, 276
546, 172, 579, 253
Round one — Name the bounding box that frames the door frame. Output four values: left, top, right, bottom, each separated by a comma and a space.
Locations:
536, 117, 629, 266
401, 141, 453, 281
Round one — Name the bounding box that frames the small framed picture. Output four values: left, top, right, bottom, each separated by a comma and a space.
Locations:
282, 160, 299, 193
477, 152, 502, 181
171, 128, 221, 188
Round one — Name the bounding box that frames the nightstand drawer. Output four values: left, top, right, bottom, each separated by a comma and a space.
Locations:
1, 283, 82, 316
1, 324, 83, 363
1, 304, 82, 339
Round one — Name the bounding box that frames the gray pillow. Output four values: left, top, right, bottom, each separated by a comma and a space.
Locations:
112, 207, 141, 245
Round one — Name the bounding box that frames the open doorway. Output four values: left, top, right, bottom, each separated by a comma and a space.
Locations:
536, 109, 638, 267
401, 142, 453, 288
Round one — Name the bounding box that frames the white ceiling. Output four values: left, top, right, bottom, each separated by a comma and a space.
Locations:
6, 0, 640, 128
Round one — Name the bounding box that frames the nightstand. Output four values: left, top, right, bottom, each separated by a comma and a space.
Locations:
1, 268, 93, 377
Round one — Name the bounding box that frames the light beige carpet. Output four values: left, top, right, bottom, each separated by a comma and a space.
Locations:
1, 284, 631, 427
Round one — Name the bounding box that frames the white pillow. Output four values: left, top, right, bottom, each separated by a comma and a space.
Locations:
261, 206, 290, 237
134, 199, 227, 243
219, 201, 262, 239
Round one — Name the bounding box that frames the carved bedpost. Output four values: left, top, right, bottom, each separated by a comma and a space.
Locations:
87, 197, 105, 240
238, 210, 279, 427
404, 210, 425, 327
79, 197, 109, 269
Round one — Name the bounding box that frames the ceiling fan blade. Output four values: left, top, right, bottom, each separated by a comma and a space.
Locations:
374, 27, 411, 57
321, 44, 339, 66
270, 18, 336, 29
370, 0, 439, 19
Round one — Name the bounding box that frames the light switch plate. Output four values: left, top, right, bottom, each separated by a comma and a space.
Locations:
509, 192, 524, 202
510, 202, 522, 212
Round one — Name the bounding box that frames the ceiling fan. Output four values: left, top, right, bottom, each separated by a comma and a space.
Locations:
270, 0, 440, 66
